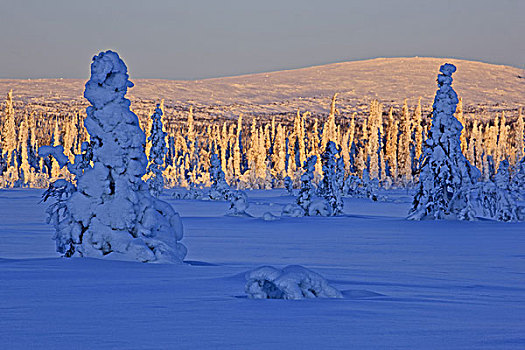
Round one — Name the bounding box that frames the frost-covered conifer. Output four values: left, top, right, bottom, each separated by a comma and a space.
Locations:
297, 156, 317, 214
233, 115, 242, 179
367, 100, 381, 180
511, 156, 525, 198
398, 99, 412, 185
335, 156, 346, 195
146, 104, 167, 197
321, 93, 338, 150
273, 123, 287, 182
318, 141, 343, 216
515, 108, 524, 165
18, 113, 33, 186
208, 150, 230, 200
493, 160, 519, 221
408, 64, 480, 220
385, 107, 398, 181
413, 97, 424, 163
50, 118, 63, 179
1, 90, 16, 172
496, 112, 508, 168
467, 120, 478, 167
455, 97, 467, 155
255, 125, 269, 186
284, 176, 293, 195
43, 51, 186, 263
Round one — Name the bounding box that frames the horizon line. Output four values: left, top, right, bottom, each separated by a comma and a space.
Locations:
0, 55, 522, 81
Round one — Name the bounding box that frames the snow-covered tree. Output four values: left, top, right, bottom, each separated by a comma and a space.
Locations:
455, 97, 467, 155
43, 50, 186, 263
413, 97, 424, 164
397, 99, 412, 185
208, 150, 230, 199
318, 141, 343, 216
18, 113, 33, 186
514, 108, 524, 165
1, 90, 18, 185
408, 63, 480, 220
296, 155, 317, 215
492, 160, 519, 221
321, 93, 338, 149
367, 100, 382, 180
496, 112, 509, 168
273, 123, 287, 182
511, 156, 525, 198
233, 115, 242, 179
385, 107, 398, 181
146, 103, 168, 197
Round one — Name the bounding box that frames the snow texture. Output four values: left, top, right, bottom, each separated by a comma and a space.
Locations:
45, 51, 186, 263
245, 265, 343, 300
1, 189, 525, 349
38, 145, 68, 169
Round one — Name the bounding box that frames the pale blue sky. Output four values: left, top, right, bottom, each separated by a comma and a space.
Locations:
1, 0, 523, 79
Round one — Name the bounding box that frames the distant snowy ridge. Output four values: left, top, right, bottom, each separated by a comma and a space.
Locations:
0, 57, 522, 120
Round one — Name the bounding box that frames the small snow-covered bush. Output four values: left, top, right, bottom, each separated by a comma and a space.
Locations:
227, 190, 250, 216
262, 212, 280, 221
245, 265, 343, 300
281, 203, 304, 217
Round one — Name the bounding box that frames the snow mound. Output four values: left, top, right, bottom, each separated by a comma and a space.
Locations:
262, 212, 280, 221
245, 265, 343, 300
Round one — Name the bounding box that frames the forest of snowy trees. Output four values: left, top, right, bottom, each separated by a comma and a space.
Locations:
1, 87, 523, 196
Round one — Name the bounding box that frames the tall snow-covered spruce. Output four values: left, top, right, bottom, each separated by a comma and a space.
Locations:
44, 51, 186, 263
408, 63, 480, 220
146, 103, 167, 197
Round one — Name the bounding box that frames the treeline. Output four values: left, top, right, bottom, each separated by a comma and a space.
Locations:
0, 90, 523, 189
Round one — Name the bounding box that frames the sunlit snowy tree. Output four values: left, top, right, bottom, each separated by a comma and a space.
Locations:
408, 64, 480, 220
146, 103, 167, 197
43, 51, 186, 263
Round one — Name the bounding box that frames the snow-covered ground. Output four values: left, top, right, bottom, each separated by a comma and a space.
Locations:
1, 188, 524, 349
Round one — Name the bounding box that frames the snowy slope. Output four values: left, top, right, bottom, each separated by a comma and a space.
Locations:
0, 57, 523, 121
1, 189, 524, 349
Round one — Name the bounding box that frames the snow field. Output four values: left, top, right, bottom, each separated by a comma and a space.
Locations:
1, 188, 524, 349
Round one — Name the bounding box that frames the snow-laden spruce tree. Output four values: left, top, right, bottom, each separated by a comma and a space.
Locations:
297, 155, 317, 214
492, 160, 519, 221
146, 103, 167, 197
318, 141, 343, 216
43, 51, 186, 263
512, 156, 525, 198
208, 149, 230, 200
408, 63, 480, 220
